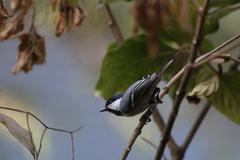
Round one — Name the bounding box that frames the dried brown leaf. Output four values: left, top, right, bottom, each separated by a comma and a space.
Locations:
73, 6, 86, 26
132, 0, 169, 58
54, 0, 86, 37
0, 18, 24, 40
0, 0, 9, 17
0, 0, 9, 30
170, 0, 192, 32
0, 113, 35, 156
0, 0, 32, 40
12, 31, 46, 74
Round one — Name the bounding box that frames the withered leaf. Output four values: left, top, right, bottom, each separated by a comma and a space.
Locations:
12, 31, 46, 74
0, 0, 9, 30
73, 6, 86, 26
0, 19, 24, 40
0, 0, 32, 40
187, 76, 219, 104
132, 0, 169, 58
0, 0, 9, 17
55, 0, 86, 37
0, 113, 36, 156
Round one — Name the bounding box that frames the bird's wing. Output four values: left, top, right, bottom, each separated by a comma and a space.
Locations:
129, 74, 159, 108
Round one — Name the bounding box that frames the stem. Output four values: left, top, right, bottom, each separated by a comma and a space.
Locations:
103, 3, 124, 44
181, 104, 210, 152
70, 133, 75, 160
26, 113, 37, 159
155, 1, 210, 159
37, 127, 47, 159
141, 137, 158, 149
172, 103, 210, 160
229, 55, 240, 71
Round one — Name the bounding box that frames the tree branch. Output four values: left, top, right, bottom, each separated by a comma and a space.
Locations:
103, 3, 124, 44
155, 1, 210, 159
182, 103, 210, 151
152, 108, 179, 156
120, 106, 153, 160
173, 103, 210, 160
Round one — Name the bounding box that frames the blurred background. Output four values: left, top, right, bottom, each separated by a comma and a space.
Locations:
0, 1, 240, 160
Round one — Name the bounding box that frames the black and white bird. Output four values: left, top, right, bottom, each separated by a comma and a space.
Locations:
100, 59, 173, 116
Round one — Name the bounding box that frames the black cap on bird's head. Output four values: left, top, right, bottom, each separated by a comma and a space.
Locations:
100, 93, 123, 116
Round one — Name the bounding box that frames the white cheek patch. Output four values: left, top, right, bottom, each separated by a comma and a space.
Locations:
108, 98, 121, 111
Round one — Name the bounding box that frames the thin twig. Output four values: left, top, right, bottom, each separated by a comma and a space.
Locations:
0, 106, 81, 160
103, 3, 124, 44
180, 104, 210, 158
70, 133, 75, 160
36, 127, 47, 158
26, 113, 37, 159
229, 55, 240, 70
30, 2, 36, 32
151, 108, 178, 156
141, 137, 168, 160
230, 56, 240, 64
142, 137, 158, 149
155, 1, 210, 159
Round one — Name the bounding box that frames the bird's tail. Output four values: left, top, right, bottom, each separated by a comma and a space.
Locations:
158, 58, 174, 76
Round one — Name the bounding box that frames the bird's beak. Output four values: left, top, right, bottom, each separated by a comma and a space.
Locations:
100, 108, 108, 112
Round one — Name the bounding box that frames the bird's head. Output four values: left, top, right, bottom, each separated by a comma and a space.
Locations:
100, 93, 123, 116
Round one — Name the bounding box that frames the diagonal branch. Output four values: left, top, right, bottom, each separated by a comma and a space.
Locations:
120, 105, 153, 160
155, 1, 210, 159
152, 108, 179, 156
103, 3, 124, 44
181, 103, 210, 153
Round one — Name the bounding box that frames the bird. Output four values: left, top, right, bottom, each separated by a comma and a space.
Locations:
100, 59, 173, 116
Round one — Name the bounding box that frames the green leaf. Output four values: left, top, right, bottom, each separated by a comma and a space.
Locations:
209, 72, 240, 124
204, 4, 240, 35
96, 35, 178, 99
189, 67, 240, 124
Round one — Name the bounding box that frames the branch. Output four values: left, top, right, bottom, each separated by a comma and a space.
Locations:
103, 3, 124, 44
119, 29, 240, 160
155, 1, 210, 159
152, 108, 179, 156
229, 55, 240, 71
0, 106, 81, 160
120, 106, 153, 160
141, 137, 158, 150
141, 137, 168, 160
182, 104, 210, 152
